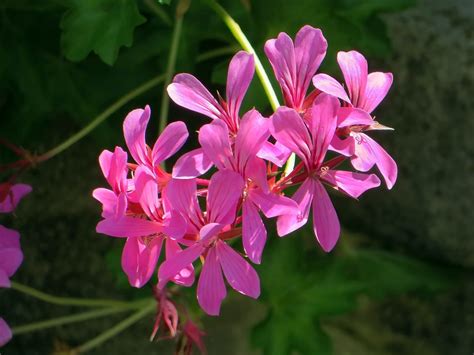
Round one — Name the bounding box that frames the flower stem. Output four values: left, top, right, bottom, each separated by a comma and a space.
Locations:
10, 281, 138, 308
158, 0, 187, 134
37, 74, 165, 163
74, 301, 156, 353
11, 307, 136, 335
205, 0, 280, 112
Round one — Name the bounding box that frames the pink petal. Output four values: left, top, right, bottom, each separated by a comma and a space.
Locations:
0, 317, 12, 347
312, 73, 351, 104
308, 93, 339, 167
0, 269, 10, 288
312, 180, 340, 252
121, 236, 163, 288
198, 120, 234, 170
123, 106, 151, 166
226, 51, 255, 121
235, 109, 269, 172
360, 72, 393, 113
337, 51, 368, 107
162, 210, 187, 239
134, 166, 160, 220
329, 135, 355, 157
199, 223, 224, 242
242, 200, 266, 264
167, 74, 223, 120
92, 188, 118, 219
158, 243, 204, 289
337, 107, 374, 127
257, 141, 292, 167
98, 147, 128, 193
321, 170, 381, 198
197, 246, 226, 316
277, 177, 314, 236
271, 107, 313, 167
172, 148, 213, 179
206, 170, 244, 225
248, 188, 299, 218
0, 225, 20, 249
244, 156, 269, 193
216, 240, 260, 298
0, 183, 32, 213
0, 225, 22, 277
166, 239, 195, 287
350, 134, 377, 172
152, 121, 188, 166
96, 216, 162, 238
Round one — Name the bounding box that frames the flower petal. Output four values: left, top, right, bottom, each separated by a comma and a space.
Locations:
172, 148, 213, 179
134, 166, 160, 220
242, 200, 266, 264
312, 180, 340, 252
312, 73, 351, 104
152, 121, 188, 166
98, 147, 128, 193
226, 51, 255, 121
162, 210, 187, 239
96, 216, 162, 238
337, 51, 368, 107
198, 120, 234, 170
360, 72, 393, 113
166, 239, 195, 287
257, 141, 292, 167
123, 106, 151, 166
217, 240, 260, 298
0, 184, 32, 214
321, 170, 381, 198
248, 188, 299, 218
206, 170, 244, 225
0, 269, 10, 288
0, 317, 12, 347
0, 225, 22, 277
337, 107, 374, 127
197, 246, 226, 316
167, 74, 223, 120
329, 135, 355, 157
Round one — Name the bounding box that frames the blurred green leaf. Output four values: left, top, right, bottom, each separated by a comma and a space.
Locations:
60, 0, 146, 65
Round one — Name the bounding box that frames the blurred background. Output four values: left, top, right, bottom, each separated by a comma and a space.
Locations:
0, 0, 472, 354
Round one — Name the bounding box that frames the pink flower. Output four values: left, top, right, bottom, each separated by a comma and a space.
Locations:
0, 318, 12, 347
0, 183, 32, 213
197, 110, 299, 263
159, 171, 260, 316
0, 225, 22, 288
150, 286, 179, 340
271, 94, 381, 251
312, 50, 397, 188
264, 25, 327, 112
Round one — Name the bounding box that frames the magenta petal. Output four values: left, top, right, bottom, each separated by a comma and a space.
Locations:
244, 157, 269, 193
312, 73, 351, 104
0, 318, 12, 347
92, 188, 118, 219
162, 210, 187, 240
277, 178, 314, 236
0, 225, 22, 277
197, 246, 226, 316
0, 225, 20, 250
158, 243, 203, 289
216, 240, 260, 298
134, 167, 160, 220
152, 121, 188, 166
121, 236, 163, 288
329, 135, 355, 157
166, 239, 195, 287
321, 170, 381, 198
312, 180, 340, 252
242, 200, 266, 264
172, 148, 213, 179
199, 223, 223, 242
198, 120, 234, 170
337, 51, 368, 107
206, 170, 244, 225
123, 106, 151, 166
248, 188, 299, 218
96, 216, 161, 238
167, 74, 222, 120
0, 269, 10, 288
226, 51, 255, 120
235, 109, 269, 172
257, 141, 292, 167
361, 72, 393, 113
271, 107, 313, 167
98, 147, 128, 193
337, 107, 374, 127
0, 183, 32, 213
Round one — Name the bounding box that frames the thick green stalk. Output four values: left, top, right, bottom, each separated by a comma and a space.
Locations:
75, 301, 156, 353
10, 281, 142, 308
11, 307, 135, 335
205, 0, 280, 112
38, 74, 165, 162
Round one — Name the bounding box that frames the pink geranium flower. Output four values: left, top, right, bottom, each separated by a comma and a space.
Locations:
264, 25, 327, 112
271, 94, 381, 251
312, 50, 397, 188
197, 110, 299, 263
159, 171, 260, 316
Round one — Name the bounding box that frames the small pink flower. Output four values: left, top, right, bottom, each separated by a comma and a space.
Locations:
313, 50, 397, 188
271, 94, 381, 251
265, 25, 327, 112
150, 286, 179, 340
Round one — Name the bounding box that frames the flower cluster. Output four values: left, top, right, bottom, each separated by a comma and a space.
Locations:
94, 25, 397, 333
0, 182, 31, 346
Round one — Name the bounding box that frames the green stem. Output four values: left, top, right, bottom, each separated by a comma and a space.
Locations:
10, 281, 140, 308
158, 2, 185, 134
11, 307, 136, 335
205, 0, 280, 111
75, 301, 156, 353
38, 74, 165, 162
144, 0, 173, 26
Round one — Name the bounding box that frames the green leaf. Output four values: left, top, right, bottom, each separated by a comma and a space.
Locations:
60, 0, 146, 65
